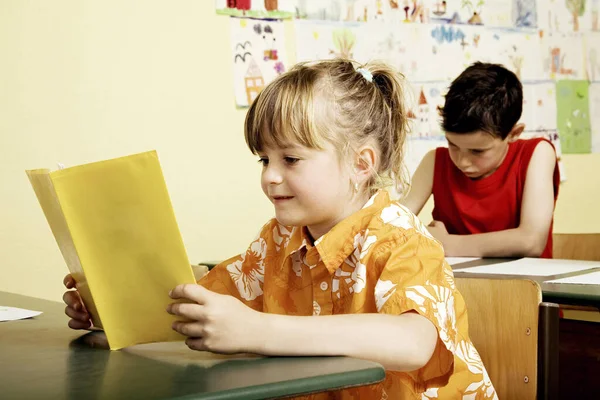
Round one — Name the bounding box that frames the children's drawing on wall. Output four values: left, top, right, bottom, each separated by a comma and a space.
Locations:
429, 0, 511, 27
356, 23, 431, 80
407, 81, 449, 137
216, 0, 296, 19
230, 18, 287, 107
539, 0, 595, 32
589, 82, 600, 152
585, 32, 600, 80
522, 82, 558, 131
556, 80, 592, 153
429, 24, 485, 80
542, 33, 585, 79
513, 0, 537, 27
294, 20, 361, 62
489, 30, 543, 80
294, 0, 430, 23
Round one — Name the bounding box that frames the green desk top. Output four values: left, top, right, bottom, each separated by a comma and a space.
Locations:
452, 258, 600, 307
0, 292, 385, 400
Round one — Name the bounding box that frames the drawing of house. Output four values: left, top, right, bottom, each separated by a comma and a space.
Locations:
245, 59, 264, 104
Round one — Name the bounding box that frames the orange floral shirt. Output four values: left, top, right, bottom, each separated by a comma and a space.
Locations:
199, 191, 497, 399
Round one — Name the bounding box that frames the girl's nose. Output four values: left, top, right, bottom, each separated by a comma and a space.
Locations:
262, 164, 283, 185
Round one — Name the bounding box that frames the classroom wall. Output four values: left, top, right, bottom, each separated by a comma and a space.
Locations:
1, 1, 599, 301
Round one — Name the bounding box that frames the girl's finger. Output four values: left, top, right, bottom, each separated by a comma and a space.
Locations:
65, 305, 90, 322
63, 274, 76, 289
172, 321, 204, 337
166, 302, 205, 320
68, 318, 92, 330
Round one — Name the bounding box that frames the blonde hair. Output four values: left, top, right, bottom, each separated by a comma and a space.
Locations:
244, 58, 410, 195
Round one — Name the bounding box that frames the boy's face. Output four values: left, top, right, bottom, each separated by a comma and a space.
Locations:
445, 130, 515, 179
258, 141, 355, 240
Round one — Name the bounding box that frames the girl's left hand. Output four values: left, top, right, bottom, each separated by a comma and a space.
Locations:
167, 284, 262, 354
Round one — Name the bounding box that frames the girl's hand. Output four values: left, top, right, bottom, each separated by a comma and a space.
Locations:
62, 274, 92, 330
167, 284, 262, 354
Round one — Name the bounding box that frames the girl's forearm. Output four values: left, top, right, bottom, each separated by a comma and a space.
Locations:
253, 312, 438, 371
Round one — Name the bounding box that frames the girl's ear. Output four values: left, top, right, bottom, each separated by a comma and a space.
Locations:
507, 123, 525, 143
354, 145, 377, 184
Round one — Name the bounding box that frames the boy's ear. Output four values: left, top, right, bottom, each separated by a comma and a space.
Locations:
507, 123, 525, 142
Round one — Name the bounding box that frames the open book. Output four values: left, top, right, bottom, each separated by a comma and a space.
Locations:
26, 151, 196, 350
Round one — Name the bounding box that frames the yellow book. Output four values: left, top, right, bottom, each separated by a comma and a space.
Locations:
26, 151, 196, 350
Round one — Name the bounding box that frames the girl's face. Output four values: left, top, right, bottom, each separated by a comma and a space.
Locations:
258, 141, 359, 241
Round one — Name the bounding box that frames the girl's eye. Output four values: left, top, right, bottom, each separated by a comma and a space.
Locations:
471, 150, 484, 155
284, 157, 299, 165
258, 157, 268, 166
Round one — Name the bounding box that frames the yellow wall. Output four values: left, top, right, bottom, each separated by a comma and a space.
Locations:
1, 1, 599, 301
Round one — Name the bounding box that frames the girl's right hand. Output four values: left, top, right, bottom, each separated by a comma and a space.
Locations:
63, 274, 92, 330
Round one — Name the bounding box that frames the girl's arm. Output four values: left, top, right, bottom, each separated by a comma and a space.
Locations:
258, 312, 438, 372
167, 284, 438, 372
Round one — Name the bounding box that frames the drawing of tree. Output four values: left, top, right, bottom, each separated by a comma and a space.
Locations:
462, 0, 485, 24
330, 28, 356, 59
566, 0, 587, 32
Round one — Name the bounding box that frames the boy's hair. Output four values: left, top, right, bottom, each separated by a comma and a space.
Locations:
441, 62, 523, 140
244, 59, 410, 194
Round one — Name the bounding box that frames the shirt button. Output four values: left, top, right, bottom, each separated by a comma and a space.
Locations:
320, 281, 328, 291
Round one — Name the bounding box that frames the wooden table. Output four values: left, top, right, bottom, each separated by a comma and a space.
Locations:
0, 292, 385, 400
450, 258, 600, 399
451, 258, 600, 308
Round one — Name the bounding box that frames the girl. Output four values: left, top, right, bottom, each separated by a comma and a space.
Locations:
64, 59, 497, 399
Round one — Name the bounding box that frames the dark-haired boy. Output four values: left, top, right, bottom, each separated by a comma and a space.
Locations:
404, 62, 560, 258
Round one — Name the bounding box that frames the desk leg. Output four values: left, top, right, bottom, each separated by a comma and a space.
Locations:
538, 302, 559, 400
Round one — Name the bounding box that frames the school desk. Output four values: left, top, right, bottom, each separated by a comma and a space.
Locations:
451, 257, 600, 308
0, 291, 385, 400
451, 258, 600, 399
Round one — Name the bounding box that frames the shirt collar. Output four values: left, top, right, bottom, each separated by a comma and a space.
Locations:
315, 190, 390, 274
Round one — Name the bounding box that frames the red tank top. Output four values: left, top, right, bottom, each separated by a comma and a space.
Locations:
432, 138, 560, 258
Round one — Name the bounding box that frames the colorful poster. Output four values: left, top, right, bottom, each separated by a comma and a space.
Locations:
541, 32, 586, 79
556, 80, 592, 153
589, 82, 600, 152
521, 82, 558, 131
230, 17, 287, 107
216, 0, 296, 19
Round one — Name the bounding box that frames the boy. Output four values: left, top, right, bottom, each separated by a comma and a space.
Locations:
404, 62, 559, 258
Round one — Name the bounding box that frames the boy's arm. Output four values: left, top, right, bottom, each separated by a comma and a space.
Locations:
436, 141, 557, 257
402, 150, 435, 215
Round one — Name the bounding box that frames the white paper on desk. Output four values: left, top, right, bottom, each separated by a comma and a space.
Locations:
445, 257, 481, 266
454, 258, 600, 277
0, 306, 42, 322
545, 271, 600, 285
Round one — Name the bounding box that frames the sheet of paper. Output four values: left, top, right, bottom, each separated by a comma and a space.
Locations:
0, 306, 42, 322
454, 257, 600, 276
556, 80, 592, 154
545, 271, 600, 285
445, 257, 482, 266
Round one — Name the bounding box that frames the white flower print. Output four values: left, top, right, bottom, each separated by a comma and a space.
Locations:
290, 251, 304, 277
374, 279, 397, 311
456, 340, 497, 399
332, 231, 375, 298
444, 264, 457, 290
272, 224, 292, 252
421, 387, 439, 399
312, 301, 321, 316
226, 238, 266, 301
405, 283, 457, 351
380, 204, 435, 240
